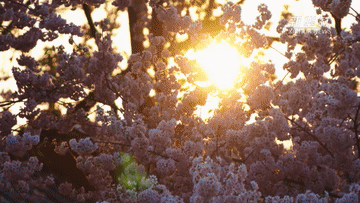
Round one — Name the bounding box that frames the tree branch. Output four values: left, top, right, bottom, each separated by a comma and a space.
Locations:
350, 7, 360, 21
7, 0, 35, 12
232, 150, 254, 163
285, 116, 334, 158
93, 139, 180, 162
330, 12, 342, 37
83, 4, 97, 39
353, 104, 360, 158
0, 99, 24, 107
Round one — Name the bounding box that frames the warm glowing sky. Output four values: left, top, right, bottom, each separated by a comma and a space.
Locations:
1, 0, 359, 82
186, 41, 244, 89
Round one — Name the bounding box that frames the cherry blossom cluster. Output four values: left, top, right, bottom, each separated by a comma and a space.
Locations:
1, 0, 360, 202
69, 137, 99, 155
5, 132, 40, 158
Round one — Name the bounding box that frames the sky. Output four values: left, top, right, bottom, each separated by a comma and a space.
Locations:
195, 0, 360, 120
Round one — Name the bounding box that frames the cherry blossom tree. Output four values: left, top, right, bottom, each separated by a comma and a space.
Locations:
0, 0, 360, 202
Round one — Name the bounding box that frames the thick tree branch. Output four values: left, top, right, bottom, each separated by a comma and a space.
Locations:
128, 6, 144, 54
83, 4, 97, 39
353, 104, 360, 158
331, 12, 342, 37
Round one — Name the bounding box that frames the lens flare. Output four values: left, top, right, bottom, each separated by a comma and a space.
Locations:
186, 41, 242, 89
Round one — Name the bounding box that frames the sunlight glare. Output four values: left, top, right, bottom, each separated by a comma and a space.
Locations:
186, 41, 242, 89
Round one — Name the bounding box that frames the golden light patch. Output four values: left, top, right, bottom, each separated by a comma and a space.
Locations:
186, 41, 242, 89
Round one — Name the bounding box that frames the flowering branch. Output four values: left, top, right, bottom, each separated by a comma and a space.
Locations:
93, 139, 180, 162
232, 150, 254, 163
2, 0, 360, 201
285, 116, 334, 158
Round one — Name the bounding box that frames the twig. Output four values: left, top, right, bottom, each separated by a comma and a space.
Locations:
285, 116, 334, 158
0, 99, 24, 107
94, 140, 130, 147
7, 0, 36, 12
210, 142, 226, 158
274, 71, 290, 91
1, 21, 14, 35
104, 76, 122, 118
268, 45, 291, 91
260, 160, 273, 173
351, 7, 360, 18
349, 13, 358, 19
270, 46, 289, 59
232, 150, 254, 163
328, 47, 345, 65
235, 0, 246, 5
148, 150, 179, 162
339, 114, 351, 127
351, 7, 359, 15
328, 36, 360, 65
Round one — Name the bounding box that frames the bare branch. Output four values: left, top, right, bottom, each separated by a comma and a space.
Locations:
352, 104, 360, 158
83, 4, 97, 39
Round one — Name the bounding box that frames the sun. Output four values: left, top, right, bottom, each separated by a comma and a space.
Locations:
186, 41, 242, 89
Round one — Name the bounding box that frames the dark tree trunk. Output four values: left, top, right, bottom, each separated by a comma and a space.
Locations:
150, 8, 164, 37
128, 6, 144, 54
331, 13, 342, 37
